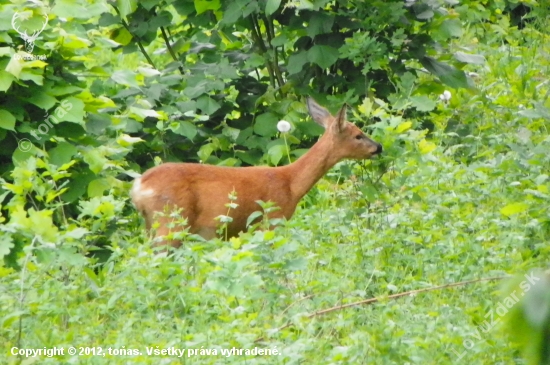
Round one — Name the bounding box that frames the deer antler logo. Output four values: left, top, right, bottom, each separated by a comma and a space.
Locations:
11, 12, 48, 53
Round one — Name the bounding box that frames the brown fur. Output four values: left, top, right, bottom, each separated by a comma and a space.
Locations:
131, 98, 382, 246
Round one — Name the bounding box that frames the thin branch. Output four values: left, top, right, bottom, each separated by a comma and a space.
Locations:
260, 14, 285, 95
160, 26, 184, 75
250, 15, 276, 88
112, 6, 157, 69
255, 276, 507, 343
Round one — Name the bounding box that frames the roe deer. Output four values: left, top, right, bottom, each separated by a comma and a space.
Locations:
131, 97, 382, 246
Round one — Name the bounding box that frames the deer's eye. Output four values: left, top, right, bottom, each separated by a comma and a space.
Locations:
355, 135, 364, 140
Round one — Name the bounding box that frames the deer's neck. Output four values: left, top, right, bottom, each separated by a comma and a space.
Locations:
284, 136, 340, 201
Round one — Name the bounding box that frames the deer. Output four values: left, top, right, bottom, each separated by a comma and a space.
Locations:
131, 97, 383, 247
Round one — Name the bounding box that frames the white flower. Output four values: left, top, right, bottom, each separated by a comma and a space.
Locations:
439, 90, 452, 101
277, 120, 291, 132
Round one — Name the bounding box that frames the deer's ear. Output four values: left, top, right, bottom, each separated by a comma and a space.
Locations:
307, 97, 331, 128
334, 104, 347, 132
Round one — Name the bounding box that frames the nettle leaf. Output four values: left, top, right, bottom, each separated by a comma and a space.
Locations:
420, 57, 469, 89
265, 0, 281, 16
307, 45, 339, 69
254, 112, 279, 137
0, 110, 16, 131
196, 95, 221, 115
454, 51, 485, 64
410, 96, 436, 112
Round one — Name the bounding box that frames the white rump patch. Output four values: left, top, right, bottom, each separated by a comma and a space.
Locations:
131, 178, 156, 202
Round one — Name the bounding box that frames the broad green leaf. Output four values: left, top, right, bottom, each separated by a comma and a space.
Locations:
110, 27, 133, 45
410, 96, 436, 112
137, 67, 161, 77
88, 178, 111, 197
22, 59, 47, 69
307, 45, 339, 69
518, 109, 544, 119
52, 0, 89, 18
49, 85, 82, 96
0, 110, 16, 131
58, 97, 85, 123
197, 143, 214, 161
246, 211, 263, 227
395, 121, 412, 133
64, 227, 89, 240
265, 0, 281, 16
172, 121, 197, 140
254, 112, 279, 137
195, 0, 220, 14
440, 19, 463, 38
0, 70, 14, 91
501, 203, 528, 217
62, 171, 95, 202
82, 149, 108, 174
116, 0, 138, 20
19, 69, 43, 85
111, 70, 141, 88
196, 95, 221, 115
116, 134, 144, 147
418, 139, 436, 154
307, 13, 334, 38
63, 35, 92, 49
49, 142, 77, 166
287, 51, 308, 74
417, 10, 434, 20
5, 56, 23, 78
57, 247, 88, 266
0, 47, 11, 56
28, 209, 59, 243
26, 91, 57, 110
454, 52, 485, 64
295, 120, 323, 136
268, 144, 286, 165
420, 57, 469, 89
129, 107, 161, 121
